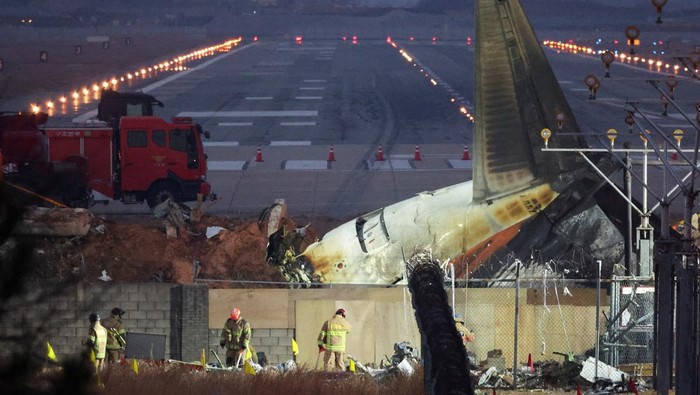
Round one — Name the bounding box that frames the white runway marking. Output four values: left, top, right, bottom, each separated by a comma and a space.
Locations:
179, 110, 318, 117
203, 141, 240, 147
299, 87, 325, 90
245, 96, 273, 100
447, 159, 474, 169
304, 79, 327, 83
296, 96, 323, 100
367, 159, 413, 170
284, 160, 328, 170
219, 122, 253, 126
208, 161, 247, 171
280, 121, 316, 126
270, 141, 312, 146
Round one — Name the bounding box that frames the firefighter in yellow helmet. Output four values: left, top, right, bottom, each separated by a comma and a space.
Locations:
317, 308, 352, 371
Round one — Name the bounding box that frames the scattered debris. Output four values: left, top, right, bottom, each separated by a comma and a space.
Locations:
260, 199, 288, 238
206, 227, 225, 239
98, 270, 112, 282
153, 198, 189, 239
580, 357, 624, 383
266, 219, 316, 285
482, 349, 505, 371
92, 224, 106, 235
13, 207, 92, 237
189, 193, 207, 223
383, 341, 419, 368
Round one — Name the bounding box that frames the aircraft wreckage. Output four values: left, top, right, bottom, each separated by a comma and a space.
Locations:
269, 0, 632, 285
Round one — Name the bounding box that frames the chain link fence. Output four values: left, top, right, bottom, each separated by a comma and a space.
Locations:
446, 260, 656, 387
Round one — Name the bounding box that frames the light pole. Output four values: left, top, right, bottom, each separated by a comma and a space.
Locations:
601, 50, 615, 78
625, 26, 640, 56
585, 74, 600, 100
651, 0, 667, 24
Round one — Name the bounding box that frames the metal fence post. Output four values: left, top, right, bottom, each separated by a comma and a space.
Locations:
595, 260, 601, 381
512, 260, 521, 389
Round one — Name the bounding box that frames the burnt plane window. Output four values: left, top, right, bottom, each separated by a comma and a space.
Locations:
127, 130, 147, 147
355, 209, 390, 254
152, 130, 166, 147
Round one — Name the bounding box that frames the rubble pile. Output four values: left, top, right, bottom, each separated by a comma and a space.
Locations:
23, 210, 334, 285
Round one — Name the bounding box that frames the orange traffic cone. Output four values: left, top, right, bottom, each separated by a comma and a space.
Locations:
527, 353, 534, 373
328, 145, 336, 161
462, 145, 471, 160
414, 145, 422, 161
376, 145, 385, 161
255, 145, 264, 162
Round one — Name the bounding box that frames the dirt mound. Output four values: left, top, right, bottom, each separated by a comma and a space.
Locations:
33, 213, 332, 285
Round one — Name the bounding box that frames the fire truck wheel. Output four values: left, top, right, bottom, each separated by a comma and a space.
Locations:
146, 182, 183, 208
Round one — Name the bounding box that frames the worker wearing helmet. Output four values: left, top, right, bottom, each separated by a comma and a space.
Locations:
220, 307, 252, 367
84, 313, 108, 372
455, 313, 475, 345
102, 307, 127, 364
317, 308, 353, 371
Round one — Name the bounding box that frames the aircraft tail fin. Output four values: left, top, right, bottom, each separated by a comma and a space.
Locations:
473, 0, 588, 203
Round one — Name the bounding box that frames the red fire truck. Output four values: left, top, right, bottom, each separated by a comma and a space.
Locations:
1, 111, 212, 208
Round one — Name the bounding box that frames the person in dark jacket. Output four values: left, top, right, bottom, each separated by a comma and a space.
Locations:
102, 307, 127, 363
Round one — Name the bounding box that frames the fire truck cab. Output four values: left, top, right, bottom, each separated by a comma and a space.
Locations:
45, 116, 211, 207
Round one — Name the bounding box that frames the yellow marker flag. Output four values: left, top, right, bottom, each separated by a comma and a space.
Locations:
200, 349, 206, 366
131, 358, 139, 374
245, 347, 252, 361
349, 358, 356, 373
46, 342, 57, 362
291, 338, 299, 356
244, 359, 256, 375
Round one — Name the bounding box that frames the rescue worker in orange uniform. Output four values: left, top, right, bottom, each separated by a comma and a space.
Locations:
220, 307, 251, 367
317, 308, 353, 371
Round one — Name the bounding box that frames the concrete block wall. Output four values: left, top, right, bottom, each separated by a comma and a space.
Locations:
208, 328, 295, 366
179, 285, 209, 362
0, 283, 209, 363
